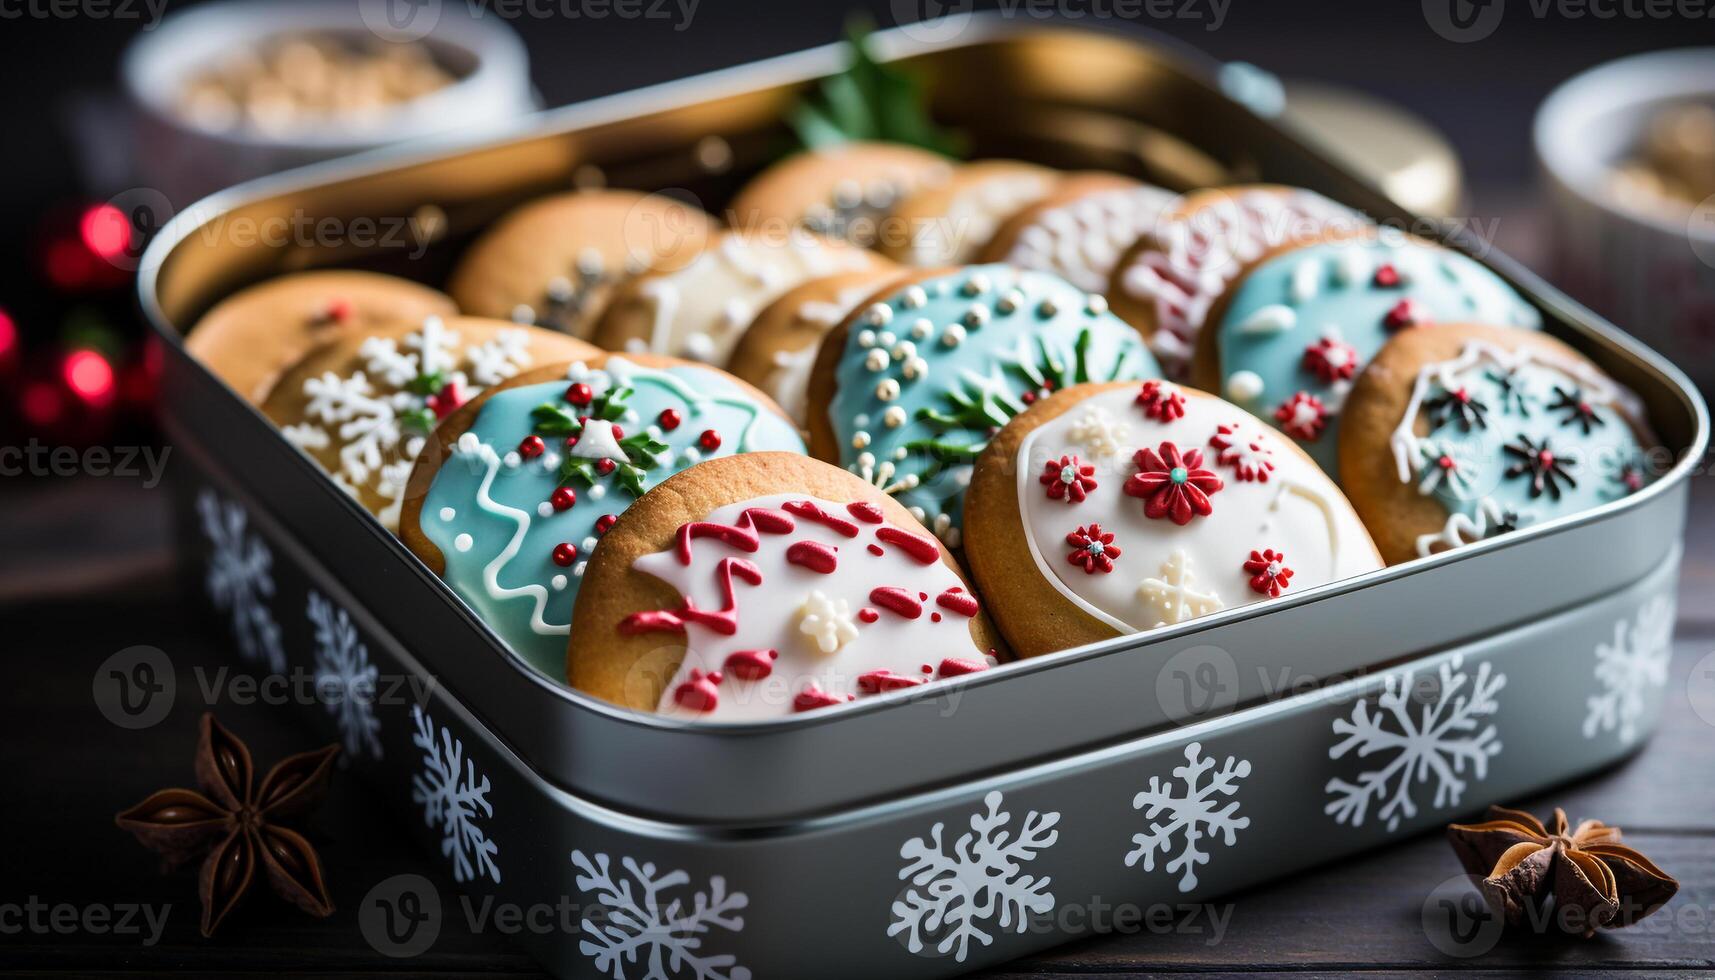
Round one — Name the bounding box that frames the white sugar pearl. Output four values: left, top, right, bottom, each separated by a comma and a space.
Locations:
902, 286, 928, 309
454, 533, 473, 553
902, 356, 929, 380
1227, 370, 1265, 403
882, 406, 907, 428
851, 430, 871, 450
892, 340, 916, 359
910, 318, 933, 340
1037, 298, 1060, 318
503, 452, 522, 468
864, 348, 891, 372
582, 536, 598, 551
589, 484, 607, 500
876, 378, 901, 401
963, 305, 990, 328
857, 329, 878, 348
962, 273, 990, 296
537, 502, 554, 518
996, 290, 1024, 314
942, 324, 966, 348
1086, 294, 1108, 315
863, 303, 893, 326
877, 330, 897, 347
573, 561, 588, 577
439, 507, 456, 522
551, 574, 568, 591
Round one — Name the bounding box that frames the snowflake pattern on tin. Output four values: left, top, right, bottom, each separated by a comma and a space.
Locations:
1324, 656, 1505, 832
410, 705, 500, 884
1584, 595, 1675, 746
305, 591, 382, 762
196, 487, 286, 674
889, 790, 1060, 963
570, 850, 750, 980
1124, 741, 1251, 893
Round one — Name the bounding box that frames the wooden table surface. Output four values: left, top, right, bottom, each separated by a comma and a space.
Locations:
2, 467, 1712, 978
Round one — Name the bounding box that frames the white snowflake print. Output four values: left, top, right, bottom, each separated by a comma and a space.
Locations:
1325, 656, 1506, 831
1124, 742, 1252, 893
196, 487, 286, 674
888, 790, 1060, 963
797, 589, 858, 653
306, 592, 382, 762
570, 850, 750, 980
410, 705, 500, 884
1137, 550, 1224, 626
1067, 405, 1131, 460
1584, 595, 1675, 746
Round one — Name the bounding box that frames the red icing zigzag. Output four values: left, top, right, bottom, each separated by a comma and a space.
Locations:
674, 507, 795, 564
620, 557, 763, 636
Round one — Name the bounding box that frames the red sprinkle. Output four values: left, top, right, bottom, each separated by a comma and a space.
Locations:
552, 543, 578, 567
565, 382, 593, 406
793, 684, 851, 712
699, 429, 722, 451
657, 408, 682, 431
550, 486, 577, 511
846, 501, 885, 524
596, 458, 617, 476
858, 608, 880, 624
867, 544, 884, 556
938, 657, 990, 677
671, 669, 720, 712
1383, 298, 1426, 331
782, 500, 860, 537
931, 613, 942, 623
518, 435, 545, 459
1373, 263, 1401, 288
876, 526, 940, 565
722, 648, 777, 681
595, 514, 618, 535
936, 588, 980, 617
858, 670, 927, 693
869, 586, 923, 619
785, 540, 839, 574
324, 298, 353, 323
920, 664, 934, 674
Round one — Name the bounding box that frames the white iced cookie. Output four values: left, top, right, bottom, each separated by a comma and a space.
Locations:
963, 380, 1382, 657
978, 173, 1177, 293
878, 160, 1059, 267
590, 230, 884, 365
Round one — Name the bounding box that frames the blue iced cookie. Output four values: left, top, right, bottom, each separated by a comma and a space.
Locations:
806, 264, 1161, 547
401, 354, 805, 678
1338, 323, 1654, 564
1194, 236, 1541, 477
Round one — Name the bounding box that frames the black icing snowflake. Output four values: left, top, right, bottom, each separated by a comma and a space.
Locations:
1425, 385, 1491, 433
1484, 368, 1533, 416
1547, 386, 1607, 435
1489, 506, 1526, 537
1503, 435, 1578, 500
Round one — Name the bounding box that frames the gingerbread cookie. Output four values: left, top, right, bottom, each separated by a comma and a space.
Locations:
723, 267, 907, 429
876, 160, 1059, 267
964, 381, 1381, 657
1193, 234, 1542, 478
977, 173, 1175, 294
185, 271, 456, 403
447, 190, 719, 339
400, 354, 804, 677
1338, 323, 1654, 564
590, 230, 884, 364
726, 141, 952, 248
1106, 185, 1367, 376
567, 452, 1004, 720
805, 264, 1161, 547
262, 315, 595, 529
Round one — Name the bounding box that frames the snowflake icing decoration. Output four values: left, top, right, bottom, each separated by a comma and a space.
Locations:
1124, 742, 1251, 893
889, 790, 1060, 963
570, 850, 750, 980
1324, 656, 1505, 831
1584, 595, 1674, 746
410, 705, 500, 884
306, 592, 382, 761
196, 488, 286, 673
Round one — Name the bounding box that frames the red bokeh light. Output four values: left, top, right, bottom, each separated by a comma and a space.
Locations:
21, 381, 63, 427
0, 307, 14, 360
63, 349, 115, 403
80, 204, 131, 260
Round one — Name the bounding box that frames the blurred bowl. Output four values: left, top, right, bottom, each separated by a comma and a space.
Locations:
123, 0, 534, 205
1535, 48, 1715, 391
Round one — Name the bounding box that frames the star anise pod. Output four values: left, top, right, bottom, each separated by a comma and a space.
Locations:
1448, 805, 1678, 937
116, 713, 339, 937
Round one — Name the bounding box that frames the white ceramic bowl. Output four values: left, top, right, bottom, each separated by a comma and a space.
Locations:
1535, 48, 1715, 392
123, 0, 534, 205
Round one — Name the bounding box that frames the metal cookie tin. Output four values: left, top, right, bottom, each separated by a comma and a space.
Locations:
142, 17, 1706, 978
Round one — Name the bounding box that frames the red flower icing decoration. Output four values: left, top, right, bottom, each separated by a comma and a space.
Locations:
1383, 298, 1426, 331
1066, 523, 1121, 574
1301, 334, 1359, 383
1274, 392, 1329, 441
1123, 442, 1223, 525
1372, 264, 1401, 288
427, 380, 465, 419
1135, 380, 1187, 422
1040, 454, 1098, 503
1243, 549, 1294, 598
1208, 423, 1275, 482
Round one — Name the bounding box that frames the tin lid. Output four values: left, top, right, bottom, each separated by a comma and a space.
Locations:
1281, 80, 1465, 219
